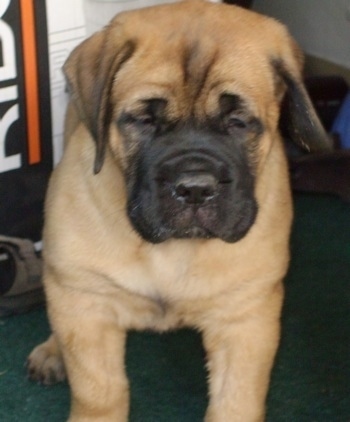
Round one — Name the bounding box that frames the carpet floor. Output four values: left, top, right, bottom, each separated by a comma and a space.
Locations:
1, 193, 349, 421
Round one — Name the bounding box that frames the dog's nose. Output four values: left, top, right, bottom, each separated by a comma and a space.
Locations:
174, 173, 218, 204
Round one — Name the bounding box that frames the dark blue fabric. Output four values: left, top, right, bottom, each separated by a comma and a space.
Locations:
332, 91, 350, 149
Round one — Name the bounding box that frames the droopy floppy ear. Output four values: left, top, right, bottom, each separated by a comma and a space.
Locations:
274, 44, 332, 153
63, 24, 135, 174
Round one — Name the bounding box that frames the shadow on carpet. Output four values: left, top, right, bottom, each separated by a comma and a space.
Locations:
0, 194, 349, 421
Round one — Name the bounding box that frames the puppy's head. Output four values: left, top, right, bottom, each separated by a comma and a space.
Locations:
64, 0, 331, 243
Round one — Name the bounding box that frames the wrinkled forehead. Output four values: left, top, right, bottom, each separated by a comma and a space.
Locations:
112, 5, 279, 117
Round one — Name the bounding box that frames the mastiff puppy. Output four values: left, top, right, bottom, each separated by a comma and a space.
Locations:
28, 1, 330, 420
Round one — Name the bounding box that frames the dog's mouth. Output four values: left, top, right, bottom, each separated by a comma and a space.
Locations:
166, 201, 219, 239
164, 194, 257, 243
127, 167, 257, 244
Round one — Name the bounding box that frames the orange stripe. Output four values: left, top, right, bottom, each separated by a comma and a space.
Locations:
20, 0, 41, 164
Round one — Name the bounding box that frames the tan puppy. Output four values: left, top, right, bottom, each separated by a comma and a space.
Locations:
27, 1, 330, 421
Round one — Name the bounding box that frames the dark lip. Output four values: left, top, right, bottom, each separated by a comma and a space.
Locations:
173, 226, 214, 239
166, 205, 216, 237
129, 201, 256, 244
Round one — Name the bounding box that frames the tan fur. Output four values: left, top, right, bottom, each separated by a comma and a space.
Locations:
27, 1, 329, 421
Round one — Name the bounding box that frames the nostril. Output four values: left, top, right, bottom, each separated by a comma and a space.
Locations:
174, 174, 218, 204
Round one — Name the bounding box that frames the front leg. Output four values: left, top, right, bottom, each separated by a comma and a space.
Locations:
203, 283, 283, 422
46, 276, 129, 422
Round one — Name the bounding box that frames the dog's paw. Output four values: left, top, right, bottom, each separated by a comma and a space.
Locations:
27, 337, 66, 385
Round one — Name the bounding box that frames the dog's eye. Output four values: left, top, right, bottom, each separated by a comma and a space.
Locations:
225, 116, 247, 133
120, 112, 155, 128
127, 114, 158, 134
136, 115, 155, 127
227, 117, 247, 129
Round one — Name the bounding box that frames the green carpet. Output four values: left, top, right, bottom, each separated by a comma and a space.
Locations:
1, 194, 349, 421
